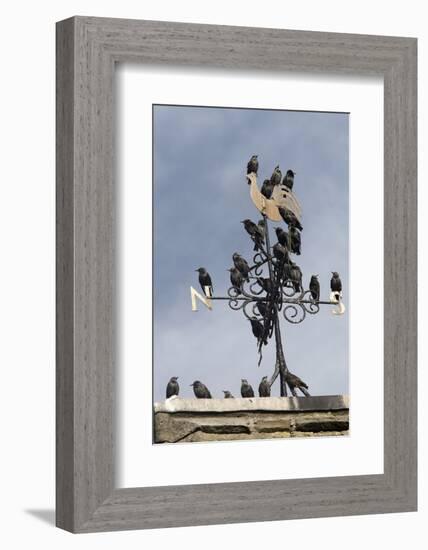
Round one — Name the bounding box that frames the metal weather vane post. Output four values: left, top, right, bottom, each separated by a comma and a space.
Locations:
190, 162, 345, 398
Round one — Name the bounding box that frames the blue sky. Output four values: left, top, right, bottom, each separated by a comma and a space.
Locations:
153, 105, 349, 402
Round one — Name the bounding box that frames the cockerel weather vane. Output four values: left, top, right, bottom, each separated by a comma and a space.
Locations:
190, 155, 345, 398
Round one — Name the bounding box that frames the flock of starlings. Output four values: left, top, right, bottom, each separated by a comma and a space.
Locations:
164, 155, 343, 401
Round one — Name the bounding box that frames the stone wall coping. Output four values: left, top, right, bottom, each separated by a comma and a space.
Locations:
154, 395, 349, 414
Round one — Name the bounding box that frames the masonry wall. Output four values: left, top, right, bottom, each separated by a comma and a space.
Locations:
154, 395, 349, 444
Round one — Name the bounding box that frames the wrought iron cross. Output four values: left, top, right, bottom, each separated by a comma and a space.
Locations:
190, 172, 345, 397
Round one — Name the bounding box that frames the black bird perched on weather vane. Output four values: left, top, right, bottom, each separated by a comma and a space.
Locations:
166, 376, 179, 398
228, 266, 244, 292
270, 165, 282, 186
258, 376, 271, 397
278, 206, 303, 232
195, 267, 213, 297
275, 226, 290, 250
232, 252, 250, 281
261, 178, 274, 199
273, 242, 288, 263
190, 380, 212, 399
309, 275, 320, 301
223, 390, 234, 398
285, 372, 310, 397
241, 379, 255, 398
289, 225, 301, 255
282, 169, 296, 190
289, 263, 303, 293
247, 155, 259, 175
241, 219, 265, 251
330, 271, 342, 294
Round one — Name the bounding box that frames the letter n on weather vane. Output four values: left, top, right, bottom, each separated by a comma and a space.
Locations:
190, 286, 213, 312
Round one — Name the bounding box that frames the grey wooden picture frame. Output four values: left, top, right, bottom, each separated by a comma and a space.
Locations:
56, 16, 417, 533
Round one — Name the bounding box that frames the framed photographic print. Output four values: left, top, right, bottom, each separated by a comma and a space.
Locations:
56, 16, 417, 532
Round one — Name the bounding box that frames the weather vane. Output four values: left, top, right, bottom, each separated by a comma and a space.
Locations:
190, 156, 345, 398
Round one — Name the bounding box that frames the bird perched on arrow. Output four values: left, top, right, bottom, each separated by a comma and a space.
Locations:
309, 275, 320, 301
195, 267, 213, 297
190, 380, 212, 399
232, 252, 250, 281
285, 372, 310, 397
247, 155, 259, 175
289, 225, 301, 255
330, 272, 342, 293
278, 207, 303, 231
282, 169, 296, 190
166, 376, 179, 398
270, 165, 282, 186
241, 379, 255, 398
258, 376, 271, 397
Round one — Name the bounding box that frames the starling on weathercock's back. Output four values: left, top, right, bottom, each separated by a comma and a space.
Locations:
285, 372, 310, 397
258, 376, 271, 397
241, 379, 255, 398
247, 155, 259, 175
278, 207, 303, 231
275, 227, 290, 250
289, 225, 301, 255
282, 169, 296, 190
261, 180, 275, 199
261, 179, 274, 199
166, 376, 179, 398
190, 380, 212, 399
223, 390, 234, 398
228, 267, 244, 292
309, 275, 320, 301
330, 272, 343, 294
270, 165, 282, 186
195, 267, 213, 297
232, 252, 250, 281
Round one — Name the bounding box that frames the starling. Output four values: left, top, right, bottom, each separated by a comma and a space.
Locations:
232, 252, 250, 281
223, 390, 234, 398
273, 242, 288, 262
249, 317, 265, 342
241, 219, 265, 251
257, 277, 274, 294
195, 267, 213, 297
190, 380, 212, 399
256, 301, 268, 318
166, 376, 179, 398
282, 169, 296, 190
258, 376, 271, 397
289, 225, 301, 255
330, 272, 343, 293
241, 379, 255, 398
247, 155, 259, 175
309, 275, 320, 301
275, 227, 290, 250
270, 165, 282, 186
228, 267, 244, 291
278, 207, 303, 231
257, 219, 266, 240
290, 264, 303, 293
285, 372, 310, 397
261, 179, 274, 199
